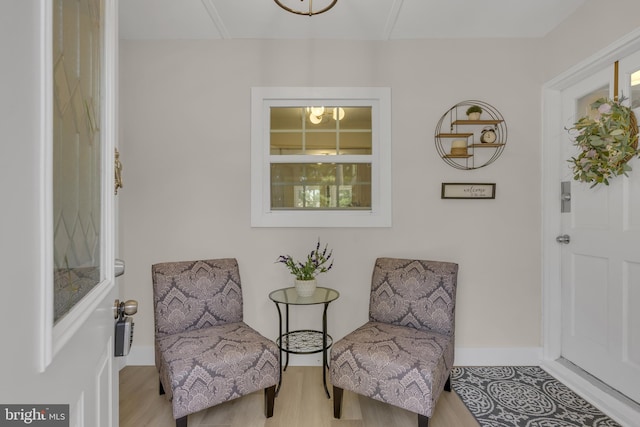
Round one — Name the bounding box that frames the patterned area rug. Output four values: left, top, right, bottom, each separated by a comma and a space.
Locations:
451, 366, 621, 427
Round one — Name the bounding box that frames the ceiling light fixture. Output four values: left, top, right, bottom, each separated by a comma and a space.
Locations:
306, 106, 345, 124
274, 0, 338, 16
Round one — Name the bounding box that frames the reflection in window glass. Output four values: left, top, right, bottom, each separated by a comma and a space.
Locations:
631, 69, 640, 109
271, 163, 371, 210
270, 107, 372, 155
576, 85, 609, 119
269, 106, 373, 211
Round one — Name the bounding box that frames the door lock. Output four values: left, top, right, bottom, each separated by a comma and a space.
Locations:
561, 181, 571, 213
115, 258, 125, 277
556, 234, 571, 244
114, 299, 137, 357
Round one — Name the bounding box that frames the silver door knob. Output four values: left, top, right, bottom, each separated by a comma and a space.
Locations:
556, 234, 570, 244
113, 299, 138, 319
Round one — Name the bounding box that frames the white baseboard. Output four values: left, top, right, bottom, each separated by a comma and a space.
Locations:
124, 344, 155, 366
124, 345, 542, 367
454, 347, 543, 366
542, 360, 640, 427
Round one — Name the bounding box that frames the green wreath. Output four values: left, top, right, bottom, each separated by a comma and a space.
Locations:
568, 98, 640, 187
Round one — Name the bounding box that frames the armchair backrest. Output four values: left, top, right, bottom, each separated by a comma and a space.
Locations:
369, 258, 458, 336
152, 258, 243, 338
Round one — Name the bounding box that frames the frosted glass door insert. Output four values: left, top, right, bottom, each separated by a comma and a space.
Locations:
53, 0, 103, 322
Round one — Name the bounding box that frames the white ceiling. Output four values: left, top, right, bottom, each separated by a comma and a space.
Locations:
119, 0, 587, 40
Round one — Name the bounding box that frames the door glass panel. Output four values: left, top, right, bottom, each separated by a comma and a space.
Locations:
576, 85, 609, 120
630, 69, 640, 109
53, 0, 103, 322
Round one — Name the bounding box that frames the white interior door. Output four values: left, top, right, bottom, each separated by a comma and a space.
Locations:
560, 62, 640, 404
32, 0, 119, 425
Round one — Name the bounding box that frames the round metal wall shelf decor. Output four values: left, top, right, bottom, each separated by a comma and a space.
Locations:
434, 100, 507, 170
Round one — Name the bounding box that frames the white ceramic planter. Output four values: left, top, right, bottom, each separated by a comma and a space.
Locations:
294, 279, 317, 297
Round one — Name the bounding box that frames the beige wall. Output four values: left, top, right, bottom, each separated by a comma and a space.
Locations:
542, 0, 640, 81
117, 0, 640, 365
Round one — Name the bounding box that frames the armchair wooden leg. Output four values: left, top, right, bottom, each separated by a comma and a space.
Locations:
444, 374, 451, 392
333, 386, 344, 419
264, 385, 276, 418
418, 414, 429, 427
159, 380, 165, 395
176, 415, 187, 427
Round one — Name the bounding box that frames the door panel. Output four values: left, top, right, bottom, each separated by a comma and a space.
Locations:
628, 262, 640, 368
617, 49, 640, 398
0, 1, 118, 425
571, 254, 608, 345
572, 187, 609, 228
561, 59, 640, 403
45, 0, 118, 424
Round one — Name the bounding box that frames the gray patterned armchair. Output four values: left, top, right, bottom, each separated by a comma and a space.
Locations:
152, 258, 279, 427
330, 258, 458, 427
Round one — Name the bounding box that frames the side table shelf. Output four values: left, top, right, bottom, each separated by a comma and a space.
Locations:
277, 330, 333, 354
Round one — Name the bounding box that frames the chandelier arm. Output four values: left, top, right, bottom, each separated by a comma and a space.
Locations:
274, 0, 338, 16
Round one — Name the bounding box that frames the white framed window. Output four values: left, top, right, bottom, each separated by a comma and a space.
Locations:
251, 87, 391, 227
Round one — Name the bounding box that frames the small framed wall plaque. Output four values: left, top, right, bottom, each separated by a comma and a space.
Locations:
441, 183, 496, 199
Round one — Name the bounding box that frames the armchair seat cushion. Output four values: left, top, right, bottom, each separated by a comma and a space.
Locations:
330, 321, 453, 418
156, 321, 279, 420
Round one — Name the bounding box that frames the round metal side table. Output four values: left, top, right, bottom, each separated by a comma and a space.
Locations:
268, 286, 339, 398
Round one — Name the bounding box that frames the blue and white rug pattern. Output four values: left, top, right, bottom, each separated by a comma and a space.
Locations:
450, 366, 621, 427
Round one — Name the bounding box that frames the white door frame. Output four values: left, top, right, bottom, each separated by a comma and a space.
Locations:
541, 27, 640, 426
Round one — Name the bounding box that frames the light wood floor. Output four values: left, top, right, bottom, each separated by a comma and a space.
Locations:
120, 366, 479, 427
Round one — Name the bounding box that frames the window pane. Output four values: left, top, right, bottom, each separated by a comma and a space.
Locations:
270, 106, 372, 155
271, 163, 371, 209
53, 0, 102, 323
271, 107, 302, 130
339, 107, 371, 130
631, 69, 640, 110
306, 132, 337, 153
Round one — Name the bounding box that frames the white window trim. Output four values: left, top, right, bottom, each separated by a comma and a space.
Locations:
251, 87, 391, 228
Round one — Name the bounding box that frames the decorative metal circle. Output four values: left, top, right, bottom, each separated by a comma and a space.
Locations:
274, 0, 338, 16
434, 100, 507, 170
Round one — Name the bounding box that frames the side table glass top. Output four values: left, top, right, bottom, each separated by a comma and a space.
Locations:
269, 287, 339, 305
